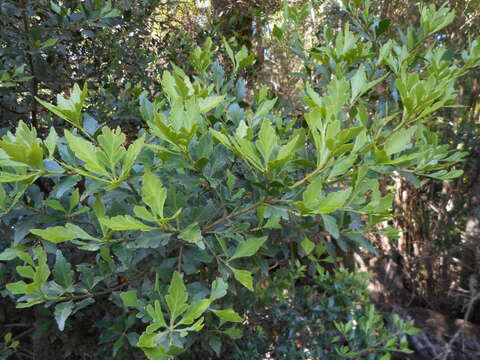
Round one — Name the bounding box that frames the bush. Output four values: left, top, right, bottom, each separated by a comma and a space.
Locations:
0, 1, 479, 359
220, 263, 417, 360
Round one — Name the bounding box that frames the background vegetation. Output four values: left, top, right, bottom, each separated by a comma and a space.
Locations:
0, 0, 479, 359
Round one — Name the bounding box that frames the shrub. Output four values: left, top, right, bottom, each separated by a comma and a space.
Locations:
0, 1, 479, 359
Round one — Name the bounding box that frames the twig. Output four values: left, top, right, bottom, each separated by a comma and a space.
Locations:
203, 197, 271, 233
435, 291, 480, 360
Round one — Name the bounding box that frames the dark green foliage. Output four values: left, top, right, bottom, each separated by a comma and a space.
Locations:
235, 266, 416, 360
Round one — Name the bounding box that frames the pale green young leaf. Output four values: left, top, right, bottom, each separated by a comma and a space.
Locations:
302, 177, 324, 210
142, 170, 167, 219
100, 215, 158, 231
256, 121, 277, 164
0, 184, 5, 210
30, 223, 98, 243
234, 137, 263, 170
121, 135, 145, 178
230, 267, 253, 291
134, 206, 156, 222
226, 170, 235, 192
198, 95, 225, 114
165, 271, 189, 322
0, 172, 38, 183
92, 196, 107, 236
16, 265, 35, 279
314, 189, 352, 214
276, 131, 304, 162
44, 127, 59, 157
146, 300, 167, 328
162, 71, 180, 101
64, 130, 109, 177
210, 129, 233, 149
230, 236, 268, 261
253, 98, 277, 119
210, 278, 228, 300
97, 127, 126, 174
328, 156, 356, 179
351, 65, 367, 101
68, 188, 79, 211
384, 126, 417, 156
223, 39, 236, 69
300, 237, 315, 255
0, 140, 43, 168
179, 299, 211, 325
35, 97, 77, 127
6, 281, 27, 295
211, 308, 243, 325
179, 223, 204, 249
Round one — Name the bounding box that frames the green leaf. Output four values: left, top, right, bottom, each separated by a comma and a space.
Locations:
6, 281, 27, 295
97, 127, 126, 174
302, 177, 324, 210
321, 214, 340, 239
16, 266, 35, 279
35, 83, 87, 127
69, 188, 79, 211
53, 250, 74, 292
45, 199, 65, 212
313, 189, 352, 214
134, 206, 156, 222
328, 156, 356, 179
31, 223, 98, 243
0, 172, 38, 184
138, 332, 161, 348
45, 127, 59, 157
146, 300, 167, 328
54, 301, 74, 331
230, 236, 268, 261
121, 135, 145, 178
230, 267, 253, 291
100, 215, 158, 231
0, 248, 23, 261
226, 170, 235, 192
210, 278, 228, 300
142, 345, 170, 360
179, 223, 204, 249
272, 24, 284, 41
0, 184, 5, 210
165, 271, 189, 322
120, 290, 139, 308
211, 308, 243, 325
223, 327, 243, 339
142, 170, 167, 219
350, 65, 367, 101
300, 237, 315, 255
256, 121, 277, 164
0, 140, 44, 168
179, 299, 210, 325
254, 98, 277, 119
41, 38, 58, 49
384, 126, 416, 156
198, 95, 225, 114
223, 39, 235, 69
64, 130, 109, 177
92, 196, 107, 236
